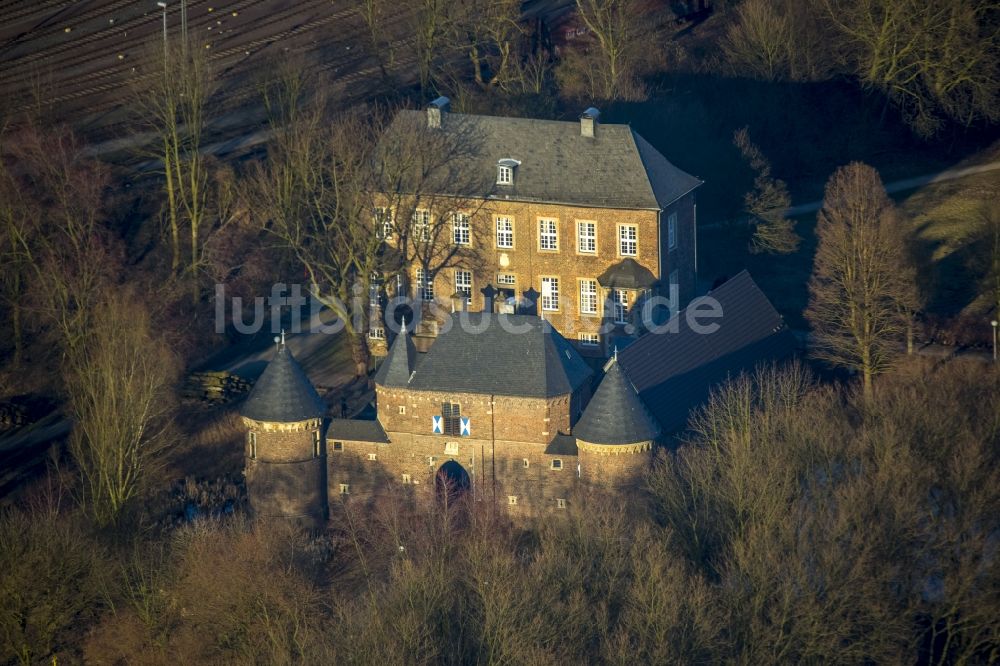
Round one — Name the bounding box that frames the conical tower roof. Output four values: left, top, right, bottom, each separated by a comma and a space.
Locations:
574, 357, 660, 445
241, 339, 326, 422
373, 321, 416, 387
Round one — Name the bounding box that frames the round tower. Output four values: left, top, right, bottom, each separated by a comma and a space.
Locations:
240, 335, 328, 525
573, 356, 660, 489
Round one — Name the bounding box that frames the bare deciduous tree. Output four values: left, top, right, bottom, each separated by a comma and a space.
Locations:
823, 0, 1000, 136
733, 126, 800, 254
721, 0, 838, 82
66, 293, 178, 526
562, 0, 663, 101
130, 38, 216, 298
806, 162, 918, 396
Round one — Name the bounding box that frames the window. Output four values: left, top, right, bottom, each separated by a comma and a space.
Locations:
455, 270, 472, 306
508, 495, 518, 505
369, 327, 385, 340
248, 432, 257, 459
402, 474, 412, 484
551, 459, 563, 470
522, 458, 530, 469
619, 224, 637, 256
612, 289, 629, 324
556, 498, 567, 509
579, 279, 598, 315
339, 484, 350, 495
539, 218, 558, 251
367, 453, 377, 461
332, 441, 343, 452
577, 221, 596, 254
496, 273, 516, 286
668, 212, 677, 249
578, 333, 599, 346
541, 277, 559, 311
444, 442, 459, 455
453, 212, 470, 245
412, 209, 431, 242
369, 273, 383, 308
441, 403, 461, 436
415, 267, 434, 300
374, 207, 392, 239
497, 158, 520, 184
313, 431, 321, 457
398, 405, 406, 415
496, 216, 514, 249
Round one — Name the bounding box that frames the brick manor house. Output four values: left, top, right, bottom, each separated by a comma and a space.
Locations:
240, 272, 795, 523
367, 99, 703, 357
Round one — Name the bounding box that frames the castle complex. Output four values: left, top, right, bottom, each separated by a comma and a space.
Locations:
240, 274, 794, 523
238, 103, 794, 523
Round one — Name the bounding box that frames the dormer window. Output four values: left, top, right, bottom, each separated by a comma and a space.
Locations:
496, 158, 520, 185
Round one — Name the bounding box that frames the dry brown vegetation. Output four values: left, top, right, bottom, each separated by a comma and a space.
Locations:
0, 357, 996, 664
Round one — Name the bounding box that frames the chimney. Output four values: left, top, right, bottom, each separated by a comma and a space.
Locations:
426, 96, 450, 129
580, 107, 600, 138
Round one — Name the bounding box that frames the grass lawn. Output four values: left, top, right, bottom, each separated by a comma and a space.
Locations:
899, 141, 1000, 318
698, 140, 1000, 331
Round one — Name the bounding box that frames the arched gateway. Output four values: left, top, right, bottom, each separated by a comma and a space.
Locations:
435, 460, 471, 500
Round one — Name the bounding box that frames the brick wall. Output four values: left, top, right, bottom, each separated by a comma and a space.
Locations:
375, 386, 586, 444
327, 434, 579, 518
661, 192, 698, 306
243, 417, 328, 523
382, 197, 698, 349
577, 439, 653, 489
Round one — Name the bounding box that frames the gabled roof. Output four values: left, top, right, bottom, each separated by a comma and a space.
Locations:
383, 110, 702, 210
373, 325, 416, 387
241, 343, 326, 423
574, 358, 661, 445
406, 313, 593, 398
617, 271, 795, 434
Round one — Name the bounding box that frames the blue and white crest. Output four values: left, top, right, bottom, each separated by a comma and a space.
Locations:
432, 415, 443, 434
460, 417, 471, 436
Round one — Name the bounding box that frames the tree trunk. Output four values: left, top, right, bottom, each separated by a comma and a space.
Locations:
164, 147, 181, 274
349, 331, 370, 378
11, 300, 22, 367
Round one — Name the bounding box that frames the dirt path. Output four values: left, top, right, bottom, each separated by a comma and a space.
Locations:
784, 160, 1000, 216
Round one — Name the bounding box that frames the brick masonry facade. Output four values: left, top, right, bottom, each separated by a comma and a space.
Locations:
325, 382, 653, 518
380, 193, 696, 355
243, 417, 328, 524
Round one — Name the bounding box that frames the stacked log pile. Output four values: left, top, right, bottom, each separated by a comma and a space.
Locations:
181, 371, 253, 404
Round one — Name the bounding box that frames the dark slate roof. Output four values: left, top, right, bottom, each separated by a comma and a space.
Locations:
241, 344, 326, 423
384, 109, 702, 210
545, 434, 579, 456
406, 313, 593, 398
373, 327, 416, 387
574, 358, 661, 445
597, 258, 658, 289
326, 418, 389, 444
617, 271, 795, 434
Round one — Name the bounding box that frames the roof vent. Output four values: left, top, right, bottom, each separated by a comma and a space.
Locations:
426, 96, 450, 129
580, 107, 600, 138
